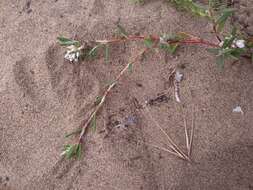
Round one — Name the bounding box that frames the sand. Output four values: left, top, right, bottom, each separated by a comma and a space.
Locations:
0, 0, 253, 190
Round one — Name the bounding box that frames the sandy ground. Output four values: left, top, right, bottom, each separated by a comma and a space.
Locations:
0, 0, 253, 190
233, 0, 253, 36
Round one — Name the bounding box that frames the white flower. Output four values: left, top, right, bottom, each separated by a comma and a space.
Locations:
233, 106, 243, 114
235, 39, 245, 48
64, 51, 76, 62
64, 48, 81, 62
219, 41, 224, 47
159, 36, 167, 44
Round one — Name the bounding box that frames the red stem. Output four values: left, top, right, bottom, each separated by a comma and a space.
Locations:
179, 39, 219, 48
97, 34, 219, 48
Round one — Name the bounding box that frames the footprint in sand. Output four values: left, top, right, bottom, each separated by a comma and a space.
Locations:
13, 58, 38, 101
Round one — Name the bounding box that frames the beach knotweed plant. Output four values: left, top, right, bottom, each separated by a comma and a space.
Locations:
57, 1, 253, 159
207, 28, 250, 68
168, 0, 253, 65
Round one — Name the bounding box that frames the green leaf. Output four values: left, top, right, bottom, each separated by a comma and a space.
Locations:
63, 144, 82, 159
94, 96, 102, 106
64, 144, 71, 150
65, 145, 75, 159
64, 128, 82, 138
57, 36, 80, 46
189, 2, 207, 17
170, 0, 209, 18
219, 48, 234, 56
88, 45, 100, 57
159, 43, 178, 54
144, 37, 154, 48
222, 36, 235, 49
128, 63, 133, 73
218, 28, 237, 50
216, 54, 225, 68
206, 48, 220, 55
76, 144, 82, 158
216, 8, 234, 32
208, 0, 227, 11
230, 48, 245, 58
91, 114, 96, 132
104, 44, 109, 64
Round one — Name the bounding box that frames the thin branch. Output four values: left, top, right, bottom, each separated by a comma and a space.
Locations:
95, 35, 145, 44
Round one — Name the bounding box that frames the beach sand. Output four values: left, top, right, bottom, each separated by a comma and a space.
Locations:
0, 1, 253, 189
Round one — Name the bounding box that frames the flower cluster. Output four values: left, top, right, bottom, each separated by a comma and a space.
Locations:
64, 45, 83, 62
219, 38, 245, 49
233, 39, 245, 48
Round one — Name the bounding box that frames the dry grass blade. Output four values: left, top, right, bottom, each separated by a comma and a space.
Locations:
145, 142, 186, 160
143, 106, 189, 160
184, 117, 190, 152
188, 110, 195, 157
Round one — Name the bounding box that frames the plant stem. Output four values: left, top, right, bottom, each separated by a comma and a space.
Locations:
94, 34, 219, 48
179, 39, 219, 47
95, 35, 145, 44
209, 9, 222, 42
